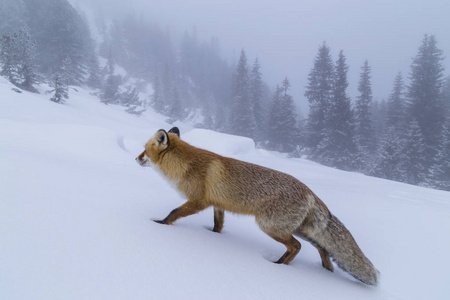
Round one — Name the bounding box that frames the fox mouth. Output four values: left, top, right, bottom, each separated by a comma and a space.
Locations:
135, 156, 150, 166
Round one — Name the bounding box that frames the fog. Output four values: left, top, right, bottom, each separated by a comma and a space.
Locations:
73, 0, 450, 109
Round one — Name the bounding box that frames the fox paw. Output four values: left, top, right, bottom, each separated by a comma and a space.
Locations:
212, 226, 222, 233
153, 219, 168, 225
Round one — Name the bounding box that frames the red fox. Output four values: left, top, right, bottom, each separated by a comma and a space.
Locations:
136, 127, 379, 286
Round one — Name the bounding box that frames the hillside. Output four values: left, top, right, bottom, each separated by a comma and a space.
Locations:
1, 80, 450, 299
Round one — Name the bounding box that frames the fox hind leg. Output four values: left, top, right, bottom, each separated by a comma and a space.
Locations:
315, 245, 333, 272
295, 227, 334, 272
257, 221, 301, 264
270, 234, 301, 265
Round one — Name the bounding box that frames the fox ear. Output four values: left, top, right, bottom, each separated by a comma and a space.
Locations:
168, 127, 180, 137
155, 129, 169, 147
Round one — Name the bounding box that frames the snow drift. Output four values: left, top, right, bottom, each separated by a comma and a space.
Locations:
1, 81, 450, 299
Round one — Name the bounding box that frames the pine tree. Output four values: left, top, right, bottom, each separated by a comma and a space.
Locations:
0, 32, 18, 83
318, 50, 355, 169
354, 60, 375, 169
49, 73, 68, 104
24, 0, 94, 83
1, 28, 37, 90
120, 85, 140, 107
229, 49, 255, 138
86, 53, 103, 89
249, 58, 264, 141
121, 85, 145, 116
101, 55, 121, 104
305, 42, 334, 155
201, 91, 215, 129
371, 100, 388, 151
161, 62, 172, 114
168, 83, 184, 121
15, 28, 37, 91
442, 77, 450, 117
407, 34, 445, 168
371, 126, 404, 181
60, 56, 78, 86
386, 72, 406, 131
102, 74, 121, 104
267, 78, 297, 152
399, 120, 427, 185
267, 85, 283, 151
426, 118, 450, 191
151, 67, 164, 113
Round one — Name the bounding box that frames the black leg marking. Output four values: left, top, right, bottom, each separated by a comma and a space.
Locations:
153, 208, 179, 225
274, 251, 291, 264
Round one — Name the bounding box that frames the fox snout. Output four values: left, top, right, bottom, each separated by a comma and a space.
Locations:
135, 151, 150, 167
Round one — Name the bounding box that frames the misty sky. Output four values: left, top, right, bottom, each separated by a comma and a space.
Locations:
73, 0, 450, 111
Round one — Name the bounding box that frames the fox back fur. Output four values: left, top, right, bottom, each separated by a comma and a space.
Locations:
136, 128, 379, 286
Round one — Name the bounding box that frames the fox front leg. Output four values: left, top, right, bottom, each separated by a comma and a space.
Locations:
154, 201, 207, 225
212, 207, 225, 233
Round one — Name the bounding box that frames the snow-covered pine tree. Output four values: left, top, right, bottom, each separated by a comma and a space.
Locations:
160, 62, 183, 117
121, 86, 145, 116
161, 63, 172, 114
267, 78, 297, 152
426, 118, 450, 191
120, 85, 140, 107
25, 0, 94, 83
0, 32, 18, 83
442, 77, 450, 117
354, 60, 375, 170
280, 78, 298, 152
249, 58, 264, 142
1, 28, 37, 91
60, 57, 76, 87
15, 28, 37, 91
267, 85, 283, 151
399, 120, 427, 185
200, 91, 215, 130
407, 34, 445, 169
86, 53, 103, 89
101, 54, 121, 104
371, 126, 404, 181
168, 83, 184, 121
318, 50, 356, 170
371, 100, 388, 152
229, 49, 255, 138
305, 42, 334, 156
151, 67, 164, 113
386, 72, 406, 131
49, 73, 68, 104
102, 75, 121, 105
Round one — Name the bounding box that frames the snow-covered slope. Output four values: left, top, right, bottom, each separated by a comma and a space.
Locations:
1, 79, 450, 299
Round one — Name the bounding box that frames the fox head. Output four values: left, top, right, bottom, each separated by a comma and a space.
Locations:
136, 127, 180, 166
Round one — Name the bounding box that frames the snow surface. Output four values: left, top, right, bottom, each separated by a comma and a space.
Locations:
1, 78, 450, 300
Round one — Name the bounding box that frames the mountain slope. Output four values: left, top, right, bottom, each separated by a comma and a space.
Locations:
1, 80, 449, 299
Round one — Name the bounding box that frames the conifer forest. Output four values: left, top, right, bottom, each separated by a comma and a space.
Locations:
1, 0, 449, 191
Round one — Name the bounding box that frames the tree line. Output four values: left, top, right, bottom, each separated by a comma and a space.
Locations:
0, 0, 448, 191
302, 37, 450, 191
198, 37, 450, 192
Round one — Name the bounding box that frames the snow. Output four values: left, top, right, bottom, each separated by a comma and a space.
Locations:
184, 128, 256, 156
1, 80, 450, 300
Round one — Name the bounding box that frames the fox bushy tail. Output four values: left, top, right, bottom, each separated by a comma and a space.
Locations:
298, 214, 379, 286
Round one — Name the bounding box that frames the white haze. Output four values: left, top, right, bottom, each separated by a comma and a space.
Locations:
71, 0, 450, 110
